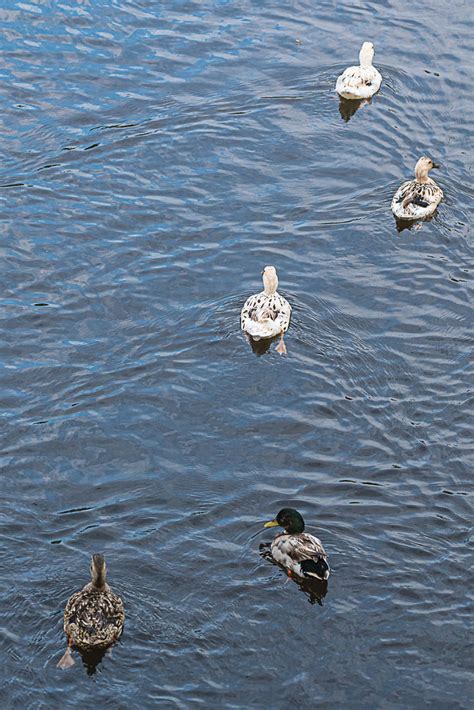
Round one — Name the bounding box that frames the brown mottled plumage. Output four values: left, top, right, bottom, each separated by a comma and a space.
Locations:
57, 554, 124, 669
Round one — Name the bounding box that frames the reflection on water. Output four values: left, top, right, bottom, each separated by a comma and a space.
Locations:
394, 212, 437, 232
294, 578, 328, 607
259, 543, 328, 606
338, 96, 372, 122
77, 647, 109, 677
245, 333, 278, 357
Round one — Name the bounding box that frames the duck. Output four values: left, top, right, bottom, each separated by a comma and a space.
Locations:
57, 554, 125, 669
264, 508, 330, 581
391, 156, 443, 221
240, 266, 292, 355
335, 42, 382, 100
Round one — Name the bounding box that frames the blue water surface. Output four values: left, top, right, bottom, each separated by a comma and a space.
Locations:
0, 0, 472, 707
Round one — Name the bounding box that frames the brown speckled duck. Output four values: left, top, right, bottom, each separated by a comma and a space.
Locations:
57, 554, 125, 669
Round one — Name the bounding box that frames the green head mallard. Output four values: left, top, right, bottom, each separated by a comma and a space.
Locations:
264, 508, 330, 581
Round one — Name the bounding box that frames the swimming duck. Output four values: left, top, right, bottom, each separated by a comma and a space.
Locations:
335, 42, 382, 100
57, 554, 125, 669
264, 508, 330, 581
240, 266, 292, 355
391, 156, 443, 221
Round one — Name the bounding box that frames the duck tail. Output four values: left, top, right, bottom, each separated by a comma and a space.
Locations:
243, 319, 279, 340
300, 558, 330, 581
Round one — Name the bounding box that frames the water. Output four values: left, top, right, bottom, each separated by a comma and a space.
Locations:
0, 0, 472, 706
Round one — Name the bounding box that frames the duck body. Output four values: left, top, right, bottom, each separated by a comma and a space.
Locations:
391, 156, 443, 221
264, 508, 330, 581
240, 291, 291, 339
63, 582, 124, 651
58, 554, 124, 668
336, 41, 382, 100
241, 266, 291, 354
270, 531, 330, 580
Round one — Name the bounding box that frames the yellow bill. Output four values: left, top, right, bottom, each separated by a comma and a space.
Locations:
264, 519, 279, 528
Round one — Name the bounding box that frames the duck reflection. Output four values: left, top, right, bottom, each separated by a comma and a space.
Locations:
394, 212, 435, 233
245, 333, 278, 356
294, 576, 328, 606
338, 96, 371, 122
259, 542, 328, 606
77, 646, 108, 675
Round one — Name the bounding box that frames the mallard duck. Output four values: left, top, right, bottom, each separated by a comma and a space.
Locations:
264, 508, 330, 581
240, 266, 292, 355
57, 554, 125, 669
391, 156, 443, 221
335, 42, 382, 100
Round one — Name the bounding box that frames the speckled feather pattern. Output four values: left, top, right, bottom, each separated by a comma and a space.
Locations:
270, 532, 329, 578
335, 65, 382, 99
240, 291, 291, 339
64, 583, 124, 650
391, 178, 443, 220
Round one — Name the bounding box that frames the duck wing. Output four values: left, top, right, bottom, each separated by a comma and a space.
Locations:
338, 65, 364, 89
272, 533, 329, 580
399, 182, 429, 209
254, 301, 279, 322
240, 293, 263, 327
336, 65, 381, 96
292, 532, 327, 560
272, 532, 327, 562
291, 533, 329, 579
64, 588, 124, 648
395, 179, 443, 209
241, 293, 291, 338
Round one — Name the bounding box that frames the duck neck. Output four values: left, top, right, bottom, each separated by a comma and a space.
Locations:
359, 45, 374, 69
92, 575, 106, 590
91, 564, 107, 589
415, 168, 430, 184
262, 273, 278, 295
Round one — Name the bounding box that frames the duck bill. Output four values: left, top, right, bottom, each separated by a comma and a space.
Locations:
264, 520, 279, 528
432, 162, 440, 169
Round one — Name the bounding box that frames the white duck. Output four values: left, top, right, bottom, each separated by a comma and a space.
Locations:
240, 266, 291, 355
391, 156, 443, 221
335, 42, 382, 100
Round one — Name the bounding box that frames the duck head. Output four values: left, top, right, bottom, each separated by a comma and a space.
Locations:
261, 266, 278, 295
414, 156, 440, 183
90, 553, 107, 589
359, 42, 375, 68
264, 508, 305, 534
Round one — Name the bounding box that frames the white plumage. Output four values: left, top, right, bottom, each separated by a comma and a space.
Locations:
240, 266, 291, 355
336, 41, 382, 100
391, 156, 443, 221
